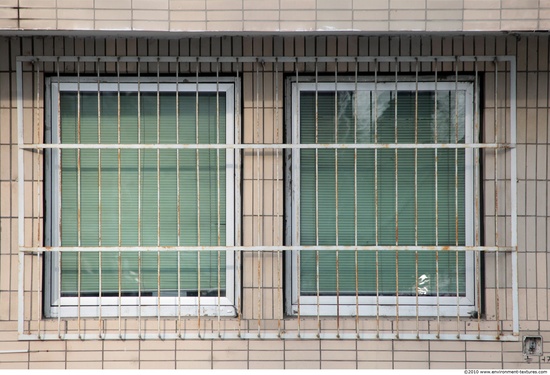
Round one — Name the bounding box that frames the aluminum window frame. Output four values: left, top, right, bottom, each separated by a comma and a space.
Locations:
286, 77, 477, 317
43, 76, 238, 319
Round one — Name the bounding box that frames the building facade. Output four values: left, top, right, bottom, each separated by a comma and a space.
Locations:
0, 0, 549, 369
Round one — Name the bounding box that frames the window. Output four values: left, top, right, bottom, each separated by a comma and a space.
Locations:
44, 77, 237, 318
287, 78, 476, 317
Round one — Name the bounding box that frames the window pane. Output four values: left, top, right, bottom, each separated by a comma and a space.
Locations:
59, 91, 226, 297
299, 89, 466, 296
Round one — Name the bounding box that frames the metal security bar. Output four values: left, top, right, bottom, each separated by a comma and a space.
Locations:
17, 55, 517, 341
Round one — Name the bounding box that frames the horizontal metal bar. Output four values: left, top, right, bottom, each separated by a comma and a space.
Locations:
17, 56, 516, 64
20, 245, 516, 253
20, 143, 513, 150
18, 332, 519, 341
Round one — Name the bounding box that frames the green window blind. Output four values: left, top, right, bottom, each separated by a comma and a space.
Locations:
58, 90, 227, 297
299, 89, 466, 297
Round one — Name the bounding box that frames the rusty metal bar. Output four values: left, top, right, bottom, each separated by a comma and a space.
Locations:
275, 59, 282, 338
354, 59, 360, 338
34, 60, 42, 339
295, 65, 301, 338
97, 58, 104, 340
315, 61, 321, 338
17, 55, 516, 64
137, 59, 142, 339
334, 65, 341, 339
176, 58, 182, 338
216, 60, 222, 338
255, 59, 262, 338
494, 59, 501, 338
24, 244, 515, 253
156, 60, 162, 339
394, 59, 400, 338
195, 60, 201, 336
76, 59, 82, 339
235, 63, 242, 338
55, 58, 62, 339
435, 60, 441, 339
19, 330, 520, 341
116, 60, 123, 339
414, 59, 420, 338
374, 60, 380, 338
474, 60, 482, 339
455, 60, 461, 339
22, 143, 510, 150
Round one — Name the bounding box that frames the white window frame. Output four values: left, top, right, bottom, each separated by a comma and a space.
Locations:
286, 78, 477, 317
44, 77, 238, 318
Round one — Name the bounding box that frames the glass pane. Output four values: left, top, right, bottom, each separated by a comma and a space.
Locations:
59, 90, 227, 297
299, 88, 467, 296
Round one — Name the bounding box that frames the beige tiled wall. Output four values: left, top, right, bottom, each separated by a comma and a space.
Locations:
0, 34, 549, 369
0, 1, 549, 32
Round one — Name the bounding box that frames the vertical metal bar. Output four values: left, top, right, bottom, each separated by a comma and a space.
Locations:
156, 59, 161, 339
137, 59, 142, 339
16, 59, 25, 337
394, 59, 399, 337
434, 61, 440, 339
494, 59, 501, 338
509, 57, 519, 337
76, 58, 82, 339
455, 60, 461, 338
414, 59, 420, 338
116, 59, 122, 339
97, 59, 103, 340
374, 60, 380, 338
35, 60, 42, 339
215, 59, 221, 338
354, 59, 359, 338
314, 60, 320, 338
334, 62, 340, 339
195, 60, 201, 336
275, 59, 282, 338
176, 58, 182, 338
36, 251, 41, 339
255, 59, 262, 338
235, 62, 242, 338
295, 66, 301, 338
55, 59, 62, 339
474, 59, 482, 339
